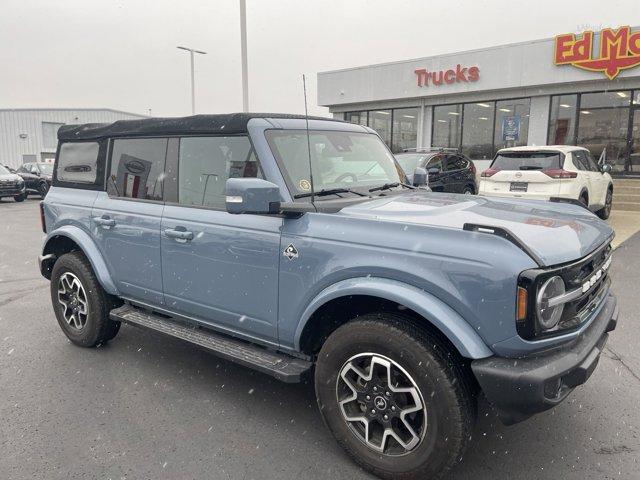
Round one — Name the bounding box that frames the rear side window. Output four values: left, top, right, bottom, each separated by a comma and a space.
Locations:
491, 152, 562, 171
108, 138, 168, 200
177, 136, 261, 210
57, 142, 100, 184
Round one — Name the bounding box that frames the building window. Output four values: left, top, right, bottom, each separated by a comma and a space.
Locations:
344, 111, 368, 126
577, 91, 631, 174
369, 110, 392, 146
42, 122, 64, 149
108, 138, 168, 200
432, 104, 462, 148
462, 102, 495, 160
494, 98, 530, 152
391, 107, 419, 153
548, 94, 578, 145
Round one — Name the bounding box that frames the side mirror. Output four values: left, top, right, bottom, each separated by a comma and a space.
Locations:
427, 166, 441, 175
225, 178, 281, 215
601, 163, 612, 174
413, 167, 428, 187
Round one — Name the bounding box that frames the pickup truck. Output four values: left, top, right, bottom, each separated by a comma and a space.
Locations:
39, 113, 617, 480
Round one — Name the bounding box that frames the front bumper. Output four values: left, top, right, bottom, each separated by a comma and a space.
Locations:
0, 185, 25, 197
471, 293, 617, 425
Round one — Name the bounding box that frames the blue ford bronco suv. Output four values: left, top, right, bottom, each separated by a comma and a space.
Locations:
40, 114, 617, 480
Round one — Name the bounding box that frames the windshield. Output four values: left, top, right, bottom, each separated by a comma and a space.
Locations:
266, 130, 406, 198
491, 152, 562, 170
394, 154, 425, 173
38, 163, 54, 174
0, 165, 10, 175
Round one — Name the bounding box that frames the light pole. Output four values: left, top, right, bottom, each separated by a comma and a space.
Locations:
177, 45, 207, 115
239, 0, 249, 112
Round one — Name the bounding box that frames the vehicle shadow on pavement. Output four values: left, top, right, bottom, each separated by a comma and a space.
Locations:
88, 322, 638, 480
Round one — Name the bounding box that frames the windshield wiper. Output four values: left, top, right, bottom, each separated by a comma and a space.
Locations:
369, 182, 415, 193
294, 187, 369, 199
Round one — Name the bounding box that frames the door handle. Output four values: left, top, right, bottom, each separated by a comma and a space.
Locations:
164, 228, 194, 243
93, 216, 116, 229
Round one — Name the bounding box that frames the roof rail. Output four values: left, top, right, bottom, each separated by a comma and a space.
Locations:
402, 147, 460, 153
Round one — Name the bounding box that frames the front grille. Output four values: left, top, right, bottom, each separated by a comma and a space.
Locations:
517, 240, 613, 340
551, 242, 612, 331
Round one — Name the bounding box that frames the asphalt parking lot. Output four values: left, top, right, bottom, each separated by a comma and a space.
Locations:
1, 197, 639, 480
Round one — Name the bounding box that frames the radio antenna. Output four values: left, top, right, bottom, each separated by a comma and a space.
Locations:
302, 74, 315, 203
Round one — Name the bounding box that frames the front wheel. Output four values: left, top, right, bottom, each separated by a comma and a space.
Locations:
14, 193, 26, 202
315, 313, 475, 480
38, 182, 49, 198
50, 251, 121, 347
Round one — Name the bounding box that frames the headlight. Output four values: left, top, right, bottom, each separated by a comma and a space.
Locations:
536, 276, 565, 330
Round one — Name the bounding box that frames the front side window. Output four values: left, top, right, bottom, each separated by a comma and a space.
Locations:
266, 130, 404, 199
57, 142, 100, 184
178, 136, 261, 209
38, 163, 54, 175
108, 138, 167, 200
572, 150, 589, 171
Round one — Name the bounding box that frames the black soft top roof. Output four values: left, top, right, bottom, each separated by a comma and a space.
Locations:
57, 113, 342, 141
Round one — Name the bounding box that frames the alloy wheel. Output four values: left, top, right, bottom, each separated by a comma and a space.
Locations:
57, 272, 89, 330
336, 353, 427, 456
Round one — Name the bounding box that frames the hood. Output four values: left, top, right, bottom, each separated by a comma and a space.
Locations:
0, 173, 22, 182
340, 192, 613, 267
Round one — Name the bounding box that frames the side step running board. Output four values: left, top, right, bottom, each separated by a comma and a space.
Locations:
109, 304, 312, 383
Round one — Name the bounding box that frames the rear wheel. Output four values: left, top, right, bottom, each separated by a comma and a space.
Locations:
315, 313, 475, 480
597, 188, 613, 220
462, 185, 474, 195
50, 251, 121, 347
13, 193, 26, 202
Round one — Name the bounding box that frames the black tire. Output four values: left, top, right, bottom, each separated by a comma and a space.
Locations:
38, 182, 49, 199
579, 192, 589, 208
315, 313, 475, 480
596, 188, 613, 220
50, 251, 121, 347
14, 193, 26, 202
462, 185, 475, 195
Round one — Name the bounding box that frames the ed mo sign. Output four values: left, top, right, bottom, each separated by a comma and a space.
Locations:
554, 25, 640, 80
414, 64, 480, 87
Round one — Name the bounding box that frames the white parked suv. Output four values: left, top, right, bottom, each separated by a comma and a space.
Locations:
479, 146, 614, 219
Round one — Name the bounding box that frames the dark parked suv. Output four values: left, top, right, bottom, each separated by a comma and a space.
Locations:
395, 148, 477, 194
16, 162, 53, 198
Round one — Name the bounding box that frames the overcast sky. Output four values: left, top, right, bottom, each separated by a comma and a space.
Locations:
1, 0, 638, 117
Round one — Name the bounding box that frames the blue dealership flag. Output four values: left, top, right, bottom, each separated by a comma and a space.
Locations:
502, 115, 521, 141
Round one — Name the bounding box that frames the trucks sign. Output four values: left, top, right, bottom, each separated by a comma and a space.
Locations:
554, 26, 640, 80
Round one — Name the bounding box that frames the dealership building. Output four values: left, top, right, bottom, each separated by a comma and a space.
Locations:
0, 108, 145, 170
317, 26, 640, 177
